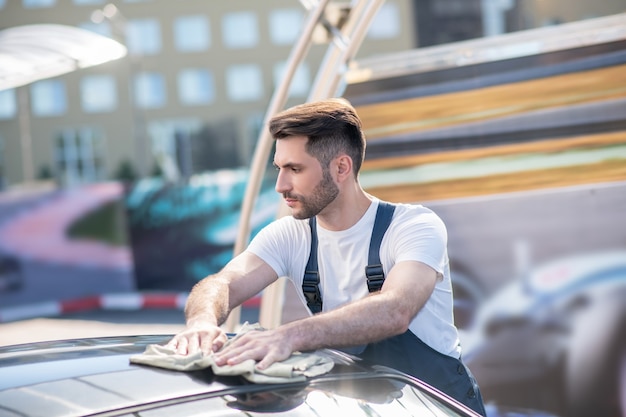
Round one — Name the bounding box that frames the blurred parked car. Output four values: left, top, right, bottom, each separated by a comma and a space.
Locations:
0, 255, 22, 292
462, 250, 626, 417
450, 261, 488, 329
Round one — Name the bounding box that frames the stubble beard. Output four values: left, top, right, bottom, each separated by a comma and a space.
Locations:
286, 169, 339, 220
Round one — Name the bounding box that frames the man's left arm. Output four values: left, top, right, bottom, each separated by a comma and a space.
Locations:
213, 260, 437, 369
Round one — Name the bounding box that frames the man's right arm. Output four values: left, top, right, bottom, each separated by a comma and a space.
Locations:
167, 251, 278, 355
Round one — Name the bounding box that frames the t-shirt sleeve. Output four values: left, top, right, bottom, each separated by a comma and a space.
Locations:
388, 207, 448, 274
245, 216, 309, 280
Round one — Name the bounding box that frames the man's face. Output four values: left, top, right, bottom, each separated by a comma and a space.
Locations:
273, 136, 339, 219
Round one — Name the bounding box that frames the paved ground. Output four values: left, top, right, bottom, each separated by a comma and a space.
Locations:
0, 317, 184, 347
0, 306, 261, 347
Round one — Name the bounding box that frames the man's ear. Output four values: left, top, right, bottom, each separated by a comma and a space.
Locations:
335, 155, 353, 181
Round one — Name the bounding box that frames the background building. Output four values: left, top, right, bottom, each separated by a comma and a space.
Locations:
0, 0, 418, 188
0, 0, 622, 189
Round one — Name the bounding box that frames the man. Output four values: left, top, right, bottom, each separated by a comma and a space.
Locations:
168, 98, 486, 415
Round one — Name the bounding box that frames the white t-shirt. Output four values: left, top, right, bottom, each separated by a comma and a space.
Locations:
246, 198, 461, 358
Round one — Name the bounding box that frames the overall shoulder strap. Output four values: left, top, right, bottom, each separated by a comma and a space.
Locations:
303, 217, 322, 314
365, 202, 396, 292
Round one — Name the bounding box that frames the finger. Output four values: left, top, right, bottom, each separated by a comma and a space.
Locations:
256, 346, 290, 370
255, 354, 276, 370
186, 333, 201, 355
165, 337, 177, 350
198, 329, 222, 355
213, 347, 239, 365
211, 332, 228, 353
213, 342, 252, 366
174, 336, 189, 355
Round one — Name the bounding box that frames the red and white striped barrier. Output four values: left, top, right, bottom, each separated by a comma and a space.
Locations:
0, 292, 261, 323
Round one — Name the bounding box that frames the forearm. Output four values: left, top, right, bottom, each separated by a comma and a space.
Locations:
282, 291, 411, 352
184, 274, 231, 327
281, 261, 437, 353
184, 253, 278, 328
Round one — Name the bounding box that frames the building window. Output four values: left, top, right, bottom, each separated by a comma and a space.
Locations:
23, 0, 55, 7
225, 64, 263, 102
31, 80, 67, 117
81, 75, 117, 113
222, 11, 258, 49
55, 127, 106, 186
273, 61, 310, 98
148, 118, 202, 177
134, 72, 166, 109
126, 19, 162, 55
367, 2, 401, 39
174, 15, 210, 52
178, 69, 215, 106
245, 112, 265, 159
269, 9, 304, 45
0, 89, 16, 120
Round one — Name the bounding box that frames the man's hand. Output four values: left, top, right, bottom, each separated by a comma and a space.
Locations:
213, 328, 294, 370
166, 323, 228, 356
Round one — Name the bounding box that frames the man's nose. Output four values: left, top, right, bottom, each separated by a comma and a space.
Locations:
275, 171, 290, 194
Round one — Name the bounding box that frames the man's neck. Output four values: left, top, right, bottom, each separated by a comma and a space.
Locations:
316, 188, 373, 231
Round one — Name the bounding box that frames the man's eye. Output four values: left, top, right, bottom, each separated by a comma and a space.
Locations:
291, 167, 301, 173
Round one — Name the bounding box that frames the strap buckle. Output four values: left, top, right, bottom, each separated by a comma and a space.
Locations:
365, 264, 385, 292
303, 270, 322, 314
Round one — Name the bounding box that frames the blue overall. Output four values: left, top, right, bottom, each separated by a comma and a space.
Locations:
358, 331, 486, 416
303, 202, 486, 416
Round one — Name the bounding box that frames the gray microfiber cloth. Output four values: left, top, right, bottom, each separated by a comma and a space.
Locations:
130, 322, 334, 383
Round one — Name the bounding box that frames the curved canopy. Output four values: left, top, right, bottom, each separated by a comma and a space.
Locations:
0, 24, 127, 91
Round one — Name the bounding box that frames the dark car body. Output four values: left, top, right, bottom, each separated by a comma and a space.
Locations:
0, 255, 22, 293
0, 334, 487, 417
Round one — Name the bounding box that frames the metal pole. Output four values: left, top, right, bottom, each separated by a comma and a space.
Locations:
308, 0, 386, 102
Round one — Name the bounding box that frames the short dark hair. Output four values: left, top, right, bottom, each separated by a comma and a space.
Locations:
268, 98, 366, 175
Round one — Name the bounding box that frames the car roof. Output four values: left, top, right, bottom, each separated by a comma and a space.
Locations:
0, 334, 478, 417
